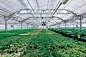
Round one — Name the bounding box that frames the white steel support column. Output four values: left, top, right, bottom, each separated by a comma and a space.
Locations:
27, 23, 28, 29
80, 15, 83, 32
73, 24, 74, 29
59, 23, 60, 27
65, 22, 66, 28
21, 22, 22, 30
13, 25, 14, 30
4, 17, 7, 33
64, 20, 67, 28
5, 19, 7, 33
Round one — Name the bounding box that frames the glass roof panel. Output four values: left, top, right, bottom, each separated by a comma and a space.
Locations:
0, 0, 86, 26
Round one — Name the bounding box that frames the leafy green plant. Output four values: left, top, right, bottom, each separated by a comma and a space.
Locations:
49, 28, 86, 38
0, 29, 37, 40
0, 29, 86, 57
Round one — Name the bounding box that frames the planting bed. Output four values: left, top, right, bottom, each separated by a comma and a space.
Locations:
0, 29, 36, 40
0, 29, 86, 57
49, 28, 86, 38
49, 28, 86, 41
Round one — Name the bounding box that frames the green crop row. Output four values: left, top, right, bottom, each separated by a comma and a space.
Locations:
0, 29, 86, 57
48, 28, 86, 38
0, 29, 37, 40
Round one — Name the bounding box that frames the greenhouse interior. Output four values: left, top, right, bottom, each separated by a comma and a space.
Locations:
0, 0, 86, 57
